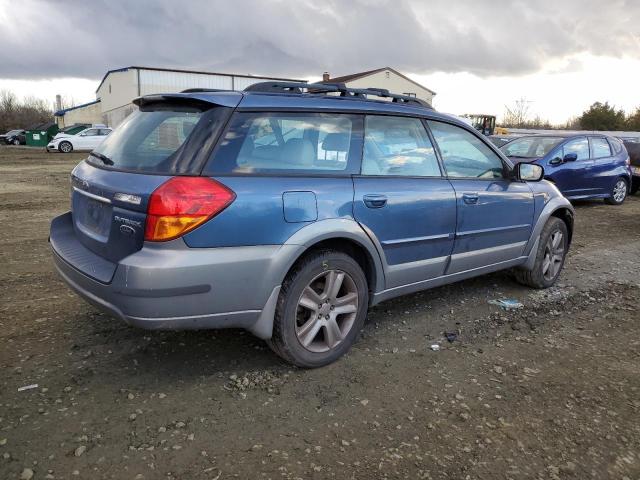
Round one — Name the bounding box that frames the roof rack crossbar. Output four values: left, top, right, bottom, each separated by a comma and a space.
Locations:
180, 88, 228, 93
243, 81, 432, 108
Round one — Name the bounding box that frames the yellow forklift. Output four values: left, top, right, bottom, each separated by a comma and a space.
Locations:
461, 114, 508, 136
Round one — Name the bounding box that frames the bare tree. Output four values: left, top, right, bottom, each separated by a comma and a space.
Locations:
502, 98, 532, 128
0, 89, 18, 113
59, 95, 76, 110
0, 89, 52, 133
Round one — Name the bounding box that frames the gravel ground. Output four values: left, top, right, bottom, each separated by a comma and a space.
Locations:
1, 146, 639, 480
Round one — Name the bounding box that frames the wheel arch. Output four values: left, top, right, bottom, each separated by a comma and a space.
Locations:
248, 220, 386, 340
550, 207, 574, 245
522, 196, 574, 270
282, 219, 386, 296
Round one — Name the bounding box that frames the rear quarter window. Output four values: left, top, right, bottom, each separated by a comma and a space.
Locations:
204, 112, 362, 175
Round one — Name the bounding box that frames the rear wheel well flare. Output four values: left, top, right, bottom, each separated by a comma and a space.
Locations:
286, 238, 377, 298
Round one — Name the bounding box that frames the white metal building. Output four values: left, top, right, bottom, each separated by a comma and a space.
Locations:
96, 66, 306, 126
57, 66, 305, 127
320, 67, 436, 106
54, 99, 102, 128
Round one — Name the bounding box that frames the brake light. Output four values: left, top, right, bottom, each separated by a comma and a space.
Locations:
145, 177, 235, 241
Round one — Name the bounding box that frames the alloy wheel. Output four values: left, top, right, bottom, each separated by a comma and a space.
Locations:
295, 269, 359, 353
613, 180, 627, 203
542, 230, 564, 281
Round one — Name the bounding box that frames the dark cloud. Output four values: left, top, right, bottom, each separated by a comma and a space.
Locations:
1, 0, 639, 81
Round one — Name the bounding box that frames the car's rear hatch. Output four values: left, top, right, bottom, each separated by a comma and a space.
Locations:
57, 92, 240, 280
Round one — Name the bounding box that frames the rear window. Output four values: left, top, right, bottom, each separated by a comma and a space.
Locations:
88, 104, 230, 174
204, 112, 361, 175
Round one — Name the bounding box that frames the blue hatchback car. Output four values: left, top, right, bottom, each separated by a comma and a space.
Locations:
50, 82, 574, 367
500, 134, 632, 205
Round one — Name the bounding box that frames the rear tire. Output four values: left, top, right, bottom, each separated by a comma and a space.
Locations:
269, 250, 368, 368
604, 178, 627, 205
59, 141, 73, 153
514, 217, 568, 289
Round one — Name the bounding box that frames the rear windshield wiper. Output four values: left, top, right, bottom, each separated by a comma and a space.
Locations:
89, 151, 114, 166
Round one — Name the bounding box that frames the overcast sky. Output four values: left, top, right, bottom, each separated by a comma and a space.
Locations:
1, 0, 639, 124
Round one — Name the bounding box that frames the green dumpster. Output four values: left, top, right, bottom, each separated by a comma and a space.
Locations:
26, 122, 59, 147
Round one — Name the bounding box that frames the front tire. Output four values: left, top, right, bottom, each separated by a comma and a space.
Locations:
59, 141, 73, 153
605, 178, 627, 205
514, 217, 568, 289
12, 138, 20, 145
269, 250, 369, 368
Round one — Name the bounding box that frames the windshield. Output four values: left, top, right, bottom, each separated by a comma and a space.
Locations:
5, 130, 21, 135
88, 104, 229, 174
501, 136, 565, 158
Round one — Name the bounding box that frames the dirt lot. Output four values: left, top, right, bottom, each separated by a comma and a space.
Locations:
1, 146, 639, 480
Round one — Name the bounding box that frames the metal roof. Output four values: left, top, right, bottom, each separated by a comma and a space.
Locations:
321, 67, 436, 96
95, 66, 307, 93
54, 99, 101, 117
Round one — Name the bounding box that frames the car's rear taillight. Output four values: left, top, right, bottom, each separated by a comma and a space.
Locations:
144, 177, 235, 242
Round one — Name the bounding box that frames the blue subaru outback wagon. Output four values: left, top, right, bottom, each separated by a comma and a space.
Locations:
50, 82, 574, 367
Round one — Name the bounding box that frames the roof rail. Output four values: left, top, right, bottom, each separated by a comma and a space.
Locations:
243, 81, 432, 109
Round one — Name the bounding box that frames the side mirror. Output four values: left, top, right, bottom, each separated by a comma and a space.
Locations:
516, 162, 544, 182
549, 157, 562, 165
563, 152, 578, 162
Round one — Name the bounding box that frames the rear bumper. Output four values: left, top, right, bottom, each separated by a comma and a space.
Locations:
50, 212, 302, 338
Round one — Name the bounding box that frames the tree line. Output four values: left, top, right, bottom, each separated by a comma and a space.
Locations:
574, 102, 640, 131
0, 90, 53, 134
501, 98, 640, 131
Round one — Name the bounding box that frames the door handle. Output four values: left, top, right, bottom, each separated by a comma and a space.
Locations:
462, 193, 479, 205
363, 194, 388, 209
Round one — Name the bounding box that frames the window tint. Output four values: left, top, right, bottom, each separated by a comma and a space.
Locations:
562, 138, 589, 160
610, 137, 624, 154
361, 116, 441, 177
427, 121, 505, 179
208, 113, 359, 174
98, 129, 111, 136
83, 129, 100, 136
89, 105, 228, 174
591, 137, 612, 158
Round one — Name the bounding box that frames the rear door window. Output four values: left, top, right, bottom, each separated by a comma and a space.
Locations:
590, 137, 612, 158
205, 112, 361, 175
88, 103, 231, 174
361, 116, 441, 176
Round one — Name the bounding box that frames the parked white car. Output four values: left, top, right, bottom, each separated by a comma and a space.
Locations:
47, 127, 112, 153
